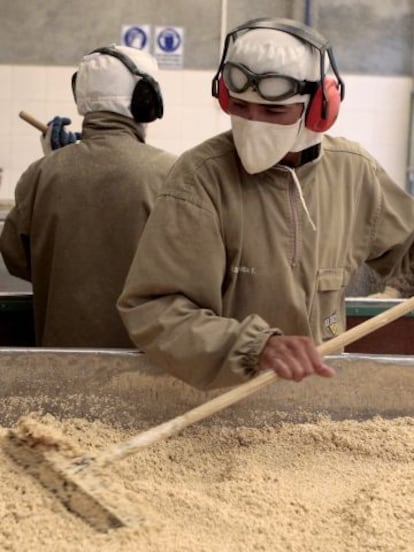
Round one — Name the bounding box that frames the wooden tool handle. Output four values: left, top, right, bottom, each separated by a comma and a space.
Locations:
96, 296, 414, 467
19, 111, 48, 133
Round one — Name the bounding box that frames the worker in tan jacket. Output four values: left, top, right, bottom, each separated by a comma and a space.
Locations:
118, 18, 414, 389
0, 46, 176, 347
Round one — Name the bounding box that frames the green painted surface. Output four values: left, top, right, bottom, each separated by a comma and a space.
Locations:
0, 294, 33, 313
1, 295, 414, 318
345, 299, 414, 318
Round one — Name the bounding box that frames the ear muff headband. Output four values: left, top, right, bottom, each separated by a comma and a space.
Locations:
212, 18, 345, 132
72, 46, 164, 123
71, 72, 78, 102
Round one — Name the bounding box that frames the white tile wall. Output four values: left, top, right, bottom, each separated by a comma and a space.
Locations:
0, 64, 412, 201
329, 75, 412, 186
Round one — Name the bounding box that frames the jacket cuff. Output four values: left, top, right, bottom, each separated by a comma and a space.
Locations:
238, 327, 283, 378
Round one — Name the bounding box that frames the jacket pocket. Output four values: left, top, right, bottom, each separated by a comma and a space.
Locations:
311, 268, 347, 342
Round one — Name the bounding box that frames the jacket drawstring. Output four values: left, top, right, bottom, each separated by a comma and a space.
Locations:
281, 165, 316, 232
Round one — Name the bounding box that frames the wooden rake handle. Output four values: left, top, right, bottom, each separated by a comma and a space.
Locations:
19, 111, 48, 133
96, 296, 414, 468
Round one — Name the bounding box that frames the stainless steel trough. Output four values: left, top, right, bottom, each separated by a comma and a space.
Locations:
0, 348, 413, 428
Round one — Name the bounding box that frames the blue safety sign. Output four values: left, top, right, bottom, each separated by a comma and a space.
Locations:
121, 25, 150, 51
154, 26, 184, 68
157, 27, 182, 52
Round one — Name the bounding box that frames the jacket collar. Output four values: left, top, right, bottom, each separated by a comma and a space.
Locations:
81, 111, 146, 143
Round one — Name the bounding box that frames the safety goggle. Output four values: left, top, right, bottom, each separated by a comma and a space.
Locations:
222, 61, 318, 102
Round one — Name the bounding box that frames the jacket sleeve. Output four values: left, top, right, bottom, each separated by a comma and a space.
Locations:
0, 163, 41, 281
365, 160, 414, 284
118, 181, 276, 390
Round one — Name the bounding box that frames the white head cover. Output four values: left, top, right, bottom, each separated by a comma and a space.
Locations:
226, 28, 326, 151
75, 45, 159, 119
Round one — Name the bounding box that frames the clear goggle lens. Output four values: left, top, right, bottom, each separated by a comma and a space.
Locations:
222, 62, 317, 102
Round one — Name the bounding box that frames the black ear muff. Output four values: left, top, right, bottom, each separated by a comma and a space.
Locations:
130, 75, 163, 123
217, 77, 230, 113
84, 46, 164, 123
305, 77, 341, 132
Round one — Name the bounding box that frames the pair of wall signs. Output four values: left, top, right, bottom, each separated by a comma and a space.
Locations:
121, 25, 184, 69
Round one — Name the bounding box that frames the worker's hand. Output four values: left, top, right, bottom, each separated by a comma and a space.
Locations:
368, 286, 401, 299
259, 335, 335, 382
41, 116, 81, 155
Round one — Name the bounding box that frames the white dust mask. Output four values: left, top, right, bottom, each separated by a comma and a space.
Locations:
231, 115, 302, 174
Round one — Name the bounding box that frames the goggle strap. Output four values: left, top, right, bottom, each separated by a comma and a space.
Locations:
302, 81, 319, 95
212, 33, 234, 97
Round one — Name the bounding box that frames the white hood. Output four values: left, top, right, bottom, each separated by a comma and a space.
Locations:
75, 45, 159, 119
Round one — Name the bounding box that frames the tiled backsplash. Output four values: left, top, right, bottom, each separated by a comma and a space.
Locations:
0, 64, 412, 201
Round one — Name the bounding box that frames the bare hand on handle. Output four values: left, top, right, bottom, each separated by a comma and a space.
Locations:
259, 335, 336, 381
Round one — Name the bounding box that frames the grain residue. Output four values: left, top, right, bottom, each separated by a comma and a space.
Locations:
0, 415, 413, 552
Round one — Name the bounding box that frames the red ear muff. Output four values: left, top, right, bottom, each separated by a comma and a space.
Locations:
305, 77, 341, 132
217, 77, 230, 113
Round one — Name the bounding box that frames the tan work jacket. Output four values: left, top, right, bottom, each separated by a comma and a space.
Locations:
0, 112, 176, 347
118, 132, 414, 388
